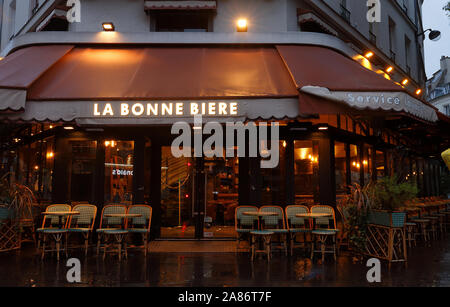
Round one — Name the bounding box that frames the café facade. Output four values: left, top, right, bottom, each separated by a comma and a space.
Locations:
0, 32, 448, 239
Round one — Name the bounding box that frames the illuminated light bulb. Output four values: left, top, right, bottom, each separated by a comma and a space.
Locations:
386, 66, 394, 73
364, 51, 374, 59
401, 79, 409, 86
236, 19, 248, 32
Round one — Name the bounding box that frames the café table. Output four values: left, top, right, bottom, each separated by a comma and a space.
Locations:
103, 213, 142, 260
42, 211, 79, 228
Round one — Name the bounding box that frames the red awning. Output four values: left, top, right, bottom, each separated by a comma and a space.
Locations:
26, 46, 298, 101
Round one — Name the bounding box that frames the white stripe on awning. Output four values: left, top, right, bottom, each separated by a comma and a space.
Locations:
144, 1, 217, 10
300, 86, 438, 122
0, 89, 27, 112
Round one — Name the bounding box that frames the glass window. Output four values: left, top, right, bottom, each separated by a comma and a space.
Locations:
363, 145, 373, 184
153, 11, 211, 32
104, 140, 133, 205
70, 140, 96, 202
375, 150, 385, 179
294, 140, 318, 204
350, 144, 360, 185
335, 142, 347, 195
261, 141, 286, 205
41, 136, 55, 201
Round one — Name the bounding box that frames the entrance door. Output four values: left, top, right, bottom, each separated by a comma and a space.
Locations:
160, 146, 196, 238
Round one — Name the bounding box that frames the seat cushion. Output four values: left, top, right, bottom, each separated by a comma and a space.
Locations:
411, 219, 430, 223
40, 229, 67, 234
96, 228, 120, 233
236, 229, 253, 233
265, 229, 288, 233
67, 228, 90, 233
103, 229, 128, 235
405, 222, 416, 226
250, 230, 274, 236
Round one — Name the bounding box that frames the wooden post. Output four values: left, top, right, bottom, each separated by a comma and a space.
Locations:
285, 138, 295, 205
133, 137, 145, 204
318, 137, 336, 207
150, 141, 162, 239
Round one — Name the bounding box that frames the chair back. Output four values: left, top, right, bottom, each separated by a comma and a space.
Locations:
260, 206, 286, 229
41, 204, 72, 228
99, 204, 127, 228
235, 206, 258, 230
69, 204, 97, 230
285, 205, 310, 230
127, 205, 152, 231
311, 205, 336, 229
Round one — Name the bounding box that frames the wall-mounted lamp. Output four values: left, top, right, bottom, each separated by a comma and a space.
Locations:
364, 51, 374, 59
418, 28, 441, 41
236, 19, 248, 32
386, 66, 394, 73
401, 78, 409, 86
63, 126, 75, 130
415, 89, 422, 96
102, 22, 115, 32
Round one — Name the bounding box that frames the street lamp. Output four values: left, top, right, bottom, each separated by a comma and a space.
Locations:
417, 29, 441, 41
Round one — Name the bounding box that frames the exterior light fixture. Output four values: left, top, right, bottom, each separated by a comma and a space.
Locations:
282, 141, 287, 148
236, 19, 248, 32
418, 29, 441, 42
401, 78, 409, 86
318, 125, 328, 131
415, 89, 422, 95
364, 51, 374, 59
63, 126, 75, 130
46, 152, 54, 159
102, 22, 115, 32
386, 66, 394, 73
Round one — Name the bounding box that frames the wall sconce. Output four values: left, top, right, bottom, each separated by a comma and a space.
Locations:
102, 22, 115, 32
236, 19, 248, 32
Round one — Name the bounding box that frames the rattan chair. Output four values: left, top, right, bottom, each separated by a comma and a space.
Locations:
126, 205, 152, 256
285, 205, 311, 256
96, 204, 127, 255
310, 205, 339, 262
235, 206, 258, 251
260, 206, 288, 256
67, 204, 97, 256
37, 204, 71, 261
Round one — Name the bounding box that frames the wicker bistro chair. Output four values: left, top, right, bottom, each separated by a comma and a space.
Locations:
67, 205, 97, 256
235, 206, 259, 251
285, 205, 311, 256
410, 205, 432, 242
36, 204, 72, 261
310, 205, 339, 262
260, 206, 288, 256
96, 204, 127, 255
126, 205, 152, 256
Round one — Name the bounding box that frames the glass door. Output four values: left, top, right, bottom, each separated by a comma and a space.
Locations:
160, 146, 195, 238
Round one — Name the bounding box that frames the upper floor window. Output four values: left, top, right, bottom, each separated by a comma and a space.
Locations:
404, 35, 411, 74
150, 11, 212, 32
444, 104, 450, 116
340, 0, 351, 23
388, 17, 396, 61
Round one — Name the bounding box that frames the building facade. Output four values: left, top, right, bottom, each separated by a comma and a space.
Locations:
0, 0, 447, 240
427, 56, 450, 116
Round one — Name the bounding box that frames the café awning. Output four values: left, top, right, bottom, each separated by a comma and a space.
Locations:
0, 43, 439, 124
277, 45, 438, 122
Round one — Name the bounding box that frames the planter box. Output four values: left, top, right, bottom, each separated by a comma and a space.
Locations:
368, 210, 406, 228
0, 207, 11, 221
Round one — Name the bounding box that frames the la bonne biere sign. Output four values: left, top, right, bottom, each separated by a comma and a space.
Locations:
93, 101, 239, 117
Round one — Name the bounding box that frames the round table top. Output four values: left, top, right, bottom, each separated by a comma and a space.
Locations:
296, 212, 332, 218
104, 213, 142, 218
42, 211, 79, 216
242, 211, 278, 217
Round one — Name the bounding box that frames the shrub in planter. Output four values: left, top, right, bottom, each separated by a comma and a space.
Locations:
368, 176, 418, 227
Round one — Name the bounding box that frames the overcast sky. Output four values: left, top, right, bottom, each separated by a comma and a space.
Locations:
422, 0, 450, 78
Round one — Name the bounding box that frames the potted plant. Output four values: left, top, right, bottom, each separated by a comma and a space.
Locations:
338, 183, 374, 255
368, 176, 418, 228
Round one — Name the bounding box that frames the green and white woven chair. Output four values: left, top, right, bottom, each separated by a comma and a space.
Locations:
235, 206, 258, 251
96, 204, 127, 255
310, 205, 339, 262
260, 206, 288, 256
37, 204, 71, 261
285, 205, 311, 256
126, 205, 152, 256
67, 204, 97, 256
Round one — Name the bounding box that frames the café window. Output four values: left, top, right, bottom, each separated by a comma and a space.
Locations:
375, 150, 385, 179
41, 137, 55, 201
294, 140, 318, 204
151, 11, 212, 32
363, 145, 373, 184
69, 140, 96, 202
349, 144, 360, 185
335, 142, 347, 195
261, 141, 287, 205
104, 140, 134, 205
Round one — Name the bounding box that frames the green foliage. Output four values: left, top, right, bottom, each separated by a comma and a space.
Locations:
0, 173, 35, 221
445, 2, 450, 16
370, 176, 418, 211
338, 183, 374, 252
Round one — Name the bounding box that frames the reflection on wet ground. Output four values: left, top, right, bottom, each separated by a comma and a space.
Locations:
1, 238, 450, 287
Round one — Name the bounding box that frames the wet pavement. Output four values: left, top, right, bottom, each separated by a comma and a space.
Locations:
1, 238, 450, 287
